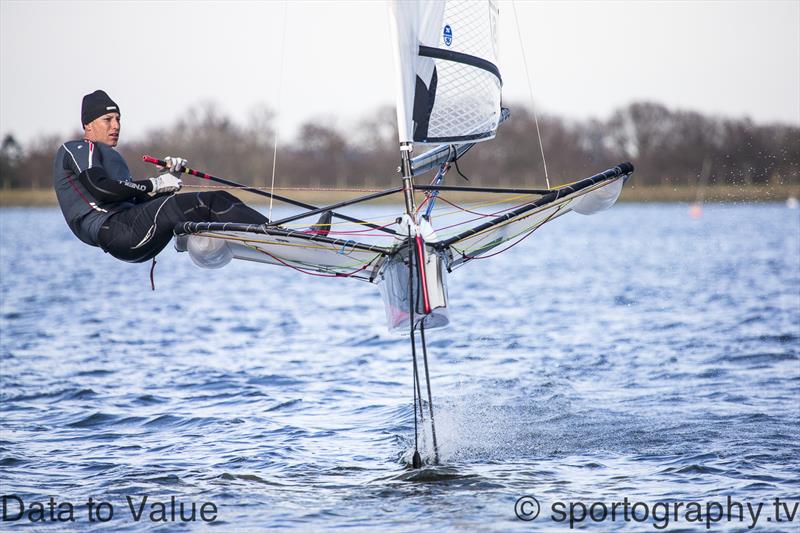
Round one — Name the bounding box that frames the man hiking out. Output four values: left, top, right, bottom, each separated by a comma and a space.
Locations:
53, 89, 268, 263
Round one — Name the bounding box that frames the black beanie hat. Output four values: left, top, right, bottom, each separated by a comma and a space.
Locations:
81, 90, 120, 126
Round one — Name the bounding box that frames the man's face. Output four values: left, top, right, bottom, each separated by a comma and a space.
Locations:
84, 112, 121, 147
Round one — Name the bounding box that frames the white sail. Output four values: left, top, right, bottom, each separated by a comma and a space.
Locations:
389, 0, 502, 145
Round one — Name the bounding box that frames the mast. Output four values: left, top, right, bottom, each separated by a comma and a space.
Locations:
400, 142, 416, 215
388, 0, 421, 217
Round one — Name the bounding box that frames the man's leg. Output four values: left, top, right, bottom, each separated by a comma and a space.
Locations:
97, 191, 268, 263
168, 191, 268, 225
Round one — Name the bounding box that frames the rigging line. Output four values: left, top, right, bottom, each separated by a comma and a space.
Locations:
421, 193, 535, 225
446, 188, 582, 245
280, 216, 400, 230
322, 227, 397, 235
268, 0, 289, 221
422, 162, 449, 219
512, 0, 550, 189
434, 195, 534, 218
453, 156, 471, 182
426, 191, 539, 219
432, 197, 544, 234
322, 222, 398, 235
459, 205, 563, 261
319, 231, 395, 238
184, 182, 547, 219
441, 176, 618, 245
416, 195, 431, 216
183, 184, 391, 193
433, 211, 494, 233
198, 231, 387, 255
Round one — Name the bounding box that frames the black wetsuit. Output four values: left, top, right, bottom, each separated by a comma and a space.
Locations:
53, 140, 268, 263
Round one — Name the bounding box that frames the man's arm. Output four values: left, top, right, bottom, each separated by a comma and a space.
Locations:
62, 141, 153, 202
78, 166, 154, 202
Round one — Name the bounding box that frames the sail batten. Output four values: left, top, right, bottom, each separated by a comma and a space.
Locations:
418, 46, 502, 82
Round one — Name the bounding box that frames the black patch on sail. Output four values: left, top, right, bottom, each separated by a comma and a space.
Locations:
412, 68, 438, 142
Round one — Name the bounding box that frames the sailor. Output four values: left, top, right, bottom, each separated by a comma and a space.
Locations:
53, 89, 269, 263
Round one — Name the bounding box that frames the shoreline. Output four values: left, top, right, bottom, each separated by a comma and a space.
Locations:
1, 184, 798, 207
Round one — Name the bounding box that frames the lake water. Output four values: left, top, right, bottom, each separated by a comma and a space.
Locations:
1, 203, 798, 531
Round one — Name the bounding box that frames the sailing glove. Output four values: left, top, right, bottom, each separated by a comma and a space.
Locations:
149, 173, 183, 194
163, 156, 188, 177
149, 155, 187, 194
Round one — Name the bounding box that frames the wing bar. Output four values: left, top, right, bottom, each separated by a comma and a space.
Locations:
438, 163, 634, 248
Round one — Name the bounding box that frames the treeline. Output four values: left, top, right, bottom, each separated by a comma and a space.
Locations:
1, 101, 798, 190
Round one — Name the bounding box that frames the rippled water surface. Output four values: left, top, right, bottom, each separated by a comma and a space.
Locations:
1, 203, 799, 531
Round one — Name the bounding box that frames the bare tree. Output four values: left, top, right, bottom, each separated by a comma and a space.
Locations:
3, 100, 797, 194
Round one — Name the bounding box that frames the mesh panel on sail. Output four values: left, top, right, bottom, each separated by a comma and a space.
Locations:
422, 0, 500, 143
390, 0, 501, 144
425, 60, 501, 141
444, 1, 498, 55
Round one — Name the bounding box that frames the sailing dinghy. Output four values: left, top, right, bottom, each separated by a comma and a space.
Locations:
145, 0, 633, 468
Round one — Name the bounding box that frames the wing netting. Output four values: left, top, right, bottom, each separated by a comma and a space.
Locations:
178, 174, 625, 278
423, 177, 624, 268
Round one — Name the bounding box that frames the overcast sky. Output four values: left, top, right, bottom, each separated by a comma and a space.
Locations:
1, 0, 798, 145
